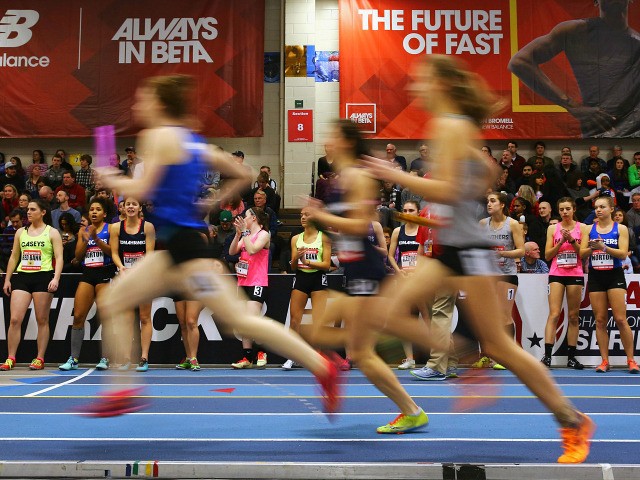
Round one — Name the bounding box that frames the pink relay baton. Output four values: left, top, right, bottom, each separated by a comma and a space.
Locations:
93, 125, 116, 168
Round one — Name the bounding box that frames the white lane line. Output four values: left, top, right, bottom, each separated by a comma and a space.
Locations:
24, 369, 95, 397
0, 437, 635, 443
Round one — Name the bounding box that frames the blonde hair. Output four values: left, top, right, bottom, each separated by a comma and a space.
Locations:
516, 185, 537, 207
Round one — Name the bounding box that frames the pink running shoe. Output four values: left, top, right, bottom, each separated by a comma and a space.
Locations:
76, 388, 149, 417
317, 353, 343, 416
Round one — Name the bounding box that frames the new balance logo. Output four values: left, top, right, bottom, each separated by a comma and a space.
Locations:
0, 10, 39, 47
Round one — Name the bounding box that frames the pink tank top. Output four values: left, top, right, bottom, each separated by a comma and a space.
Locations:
549, 222, 583, 277
236, 230, 270, 287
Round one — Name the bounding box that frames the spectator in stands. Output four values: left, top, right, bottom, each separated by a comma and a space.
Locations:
217, 191, 245, 222
210, 210, 236, 258
0, 161, 24, 193
232, 151, 255, 205
315, 170, 337, 204
585, 157, 604, 185
528, 171, 545, 201
58, 211, 80, 273
400, 169, 424, 209
121, 147, 142, 175
9, 157, 25, 180
516, 185, 538, 212
248, 172, 278, 212
317, 144, 335, 179
44, 153, 65, 190
253, 166, 277, 193
27, 150, 46, 178
512, 197, 545, 250
55, 170, 86, 211
590, 173, 617, 207
581, 146, 607, 175
520, 241, 549, 273
1, 199, 63, 372
481, 145, 497, 163
0, 209, 23, 272
608, 158, 630, 209
51, 190, 82, 228
54, 149, 74, 172
110, 199, 125, 224
229, 207, 271, 369
409, 144, 430, 175
607, 145, 629, 171
495, 162, 517, 195
516, 164, 534, 190
76, 154, 97, 198
506, 140, 526, 180
557, 152, 577, 184
386, 143, 407, 171
527, 141, 554, 169
253, 189, 279, 238
38, 186, 59, 211
566, 172, 599, 222
628, 152, 640, 190
378, 180, 401, 228
540, 166, 569, 212
17, 193, 30, 226
2, 184, 19, 226
24, 164, 46, 198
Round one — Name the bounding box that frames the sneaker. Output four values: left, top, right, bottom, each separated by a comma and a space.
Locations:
628, 358, 640, 374
339, 356, 352, 371
231, 357, 253, 369
492, 361, 506, 370
595, 360, 610, 373
317, 353, 342, 415
282, 359, 295, 370
135, 358, 149, 372
29, 358, 44, 370
118, 362, 131, 371
471, 356, 492, 369
95, 358, 110, 370
397, 358, 416, 370
410, 366, 446, 381
376, 408, 429, 434
446, 366, 459, 378
255, 351, 267, 369
567, 358, 584, 370
75, 388, 150, 418
541, 355, 551, 368
176, 357, 191, 370
558, 412, 595, 464
0, 358, 15, 371
452, 368, 502, 412
59, 356, 78, 371
189, 358, 201, 372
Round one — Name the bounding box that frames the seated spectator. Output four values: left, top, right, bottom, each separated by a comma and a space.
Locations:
584, 157, 604, 185
24, 163, 47, 197
629, 152, 640, 189
51, 190, 82, 228
520, 241, 549, 273
317, 144, 335, 179
248, 171, 278, 212
25, 149, 46, 179
210, 210, 236, 259
409, 144, 430, 175
55, 170, 86, 211
0, 161, 24, 193
0, 209, 22, 271
495, 164, 516, 194
526, 141, 554, 170
43, 153, 66, 189
527, 172, 545, 201
580, 146, 607, 175
566, 172, 598, 222
516, 164, 534, 190
1, 184, 19, 226
53, 149, 74, 172
76, 154, 97, 198
511, 197, 546, 251
216, 192, 245, 223
557, 152, 577, 184
16, 193, 30, 226
252, 166, 277, 192
400, 169, 424, 209
608, 158, 630, 209
539, 166, 569, 212
481, 145, 497, 163
38, 185, 59, 211
315, 171, 337, 204
377, 180, 401, 228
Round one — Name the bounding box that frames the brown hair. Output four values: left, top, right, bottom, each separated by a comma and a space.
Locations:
427, 55, 504, 124
143, 75, 195, 120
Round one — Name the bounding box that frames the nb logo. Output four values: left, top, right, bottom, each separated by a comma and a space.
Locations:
0, 10, 39, 47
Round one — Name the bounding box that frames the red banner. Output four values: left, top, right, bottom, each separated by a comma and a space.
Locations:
0, 1, 264, 138
339, 0, 640, 139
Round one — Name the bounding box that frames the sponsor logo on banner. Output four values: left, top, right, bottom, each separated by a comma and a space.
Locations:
0, 9, 50, 68
346, 103, 376, 133
112, 17, 219, 64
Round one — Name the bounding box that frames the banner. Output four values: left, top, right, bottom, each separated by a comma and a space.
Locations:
0, 1, 264, 138
1, 273, 639, 367
339, 0, 640, 139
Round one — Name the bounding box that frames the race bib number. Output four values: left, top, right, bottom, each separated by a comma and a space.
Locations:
235, 259, 250, 277
591, 252, 614, 270
335, 236, 365, 263
123, 252, 144, 269
85, 246, 104, 267
492, 245, 506, 266
21, 249, 41, 271
298, 248, 319, 268
400, 251, 417, 270
557, 251, 578, 268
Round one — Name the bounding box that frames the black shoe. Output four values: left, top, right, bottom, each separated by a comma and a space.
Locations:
567, 357, 584, 370
541, 355, 551, 368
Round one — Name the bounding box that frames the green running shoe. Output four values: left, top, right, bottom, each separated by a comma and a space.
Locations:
176, 357, 191, 370
376, 408, 429, 434
189, 358, 201, 372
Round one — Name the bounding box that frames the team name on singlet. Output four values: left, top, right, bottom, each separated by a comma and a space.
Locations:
21, 240, 46, 247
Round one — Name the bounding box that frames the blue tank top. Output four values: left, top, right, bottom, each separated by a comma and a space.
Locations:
148, 129, 210, 236
589, 222, 622, 270
83, 223, 112, 268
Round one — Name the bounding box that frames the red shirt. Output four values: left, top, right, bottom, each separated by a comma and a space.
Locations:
55, 183, 86, 210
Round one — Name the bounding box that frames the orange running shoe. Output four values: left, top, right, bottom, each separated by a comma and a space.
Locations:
595, 360, 610, 373
628, 358, 639, 374
29, 358, 45, 370
558, 412, 595, 464
76, 388, 149, 417
0, 358, 15, 371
